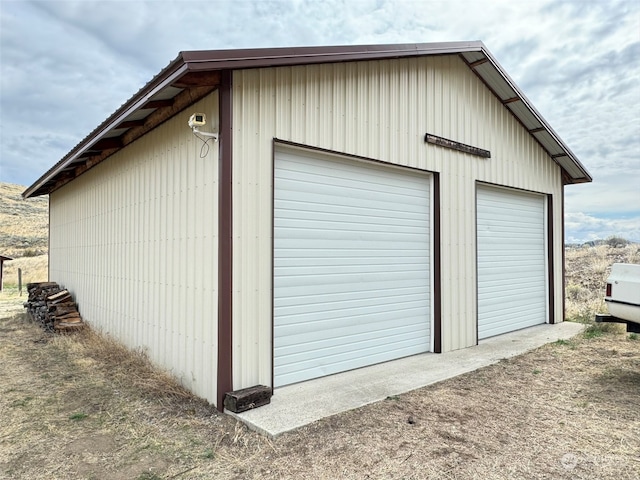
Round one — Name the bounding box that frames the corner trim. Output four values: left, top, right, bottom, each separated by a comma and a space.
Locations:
547, 194, 555, 324
433, 173, 442, 353
217, 70, 233, 411
561, 185, 566, 321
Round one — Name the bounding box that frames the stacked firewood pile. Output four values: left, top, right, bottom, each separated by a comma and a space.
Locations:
25, 282, 84, 332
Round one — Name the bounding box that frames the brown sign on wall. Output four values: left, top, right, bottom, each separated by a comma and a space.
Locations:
424, 133, 491, 158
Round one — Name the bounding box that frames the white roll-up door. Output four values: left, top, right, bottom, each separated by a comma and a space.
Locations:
274, 148, 431, 387
477, 185, 547, 340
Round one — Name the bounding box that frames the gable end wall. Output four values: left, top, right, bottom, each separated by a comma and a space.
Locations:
231, 55, 563, 390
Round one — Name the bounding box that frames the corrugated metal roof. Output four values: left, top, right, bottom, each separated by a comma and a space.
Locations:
23, 41, 591, 198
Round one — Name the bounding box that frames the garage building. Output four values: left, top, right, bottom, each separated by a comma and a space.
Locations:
24, 42, 592, 410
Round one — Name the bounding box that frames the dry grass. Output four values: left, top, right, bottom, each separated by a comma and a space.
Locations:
2, 254, 49, 289
0, 182, 49, 259
1, 242, 640, 479
564, 243, 640, 322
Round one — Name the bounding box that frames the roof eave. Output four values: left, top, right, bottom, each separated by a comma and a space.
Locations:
482, 48, 593, 183
23, 41, 591, 197
22, 55, 190, 199
23, 42, 488, 199
463, 46, 592, 184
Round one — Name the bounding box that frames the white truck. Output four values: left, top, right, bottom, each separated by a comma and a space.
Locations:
596, 263, 640, 333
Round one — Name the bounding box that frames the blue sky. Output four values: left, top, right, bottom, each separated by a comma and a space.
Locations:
1, 0, 638, 243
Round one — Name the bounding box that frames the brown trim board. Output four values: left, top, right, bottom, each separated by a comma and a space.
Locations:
48, 199, 51, 282
217, 70, 233, 411
561, 185, 566, 321
432, 173, 442, 353
547, 194, 555, 324
270, 142, 276, 393
474, 181, 479, 345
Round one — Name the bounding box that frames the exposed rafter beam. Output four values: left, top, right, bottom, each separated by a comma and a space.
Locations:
502, 97, 520, 104
116, 120, 146, 129
50, 85, 217, 193
468, 58, 489, 68
143, 99, 174, 109
173, 71, 221, 88
93, 137, 123, 150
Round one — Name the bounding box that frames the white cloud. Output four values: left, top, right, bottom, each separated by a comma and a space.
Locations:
565, 212, 640, 244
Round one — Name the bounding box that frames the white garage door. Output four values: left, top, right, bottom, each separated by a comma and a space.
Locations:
274, 148, 431, 387
477, 185, 547, 340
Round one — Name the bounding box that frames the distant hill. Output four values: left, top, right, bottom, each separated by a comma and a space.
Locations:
566, 237, 637, 249
0, 182, 48, 258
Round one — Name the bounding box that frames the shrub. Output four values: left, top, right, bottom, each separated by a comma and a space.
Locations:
605, 236, 629, 248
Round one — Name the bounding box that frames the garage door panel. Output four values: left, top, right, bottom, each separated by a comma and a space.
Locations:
276, 290, 427, 312
274, 148, 431, 387
276, 199, 427, 225
277, 156, 428, 192
276, 206, 428, 228
275, 340, 428, 386
276, 218, 428, 235
477, 186, 547, 340
275, 254, 429, 268
484, 294, 546, 310
275, 321, 429, 356
274, 254, 429, 272
275, 262, 428, 278
480, 285, 546, 301
277, 177, 427, 206
479, 264, 545, 275
274, 289, 426, 315
275, 238, 427, 251
275, 282, 428, 301
276, 214, 429, 229
274, 285, 428, 309
482, 314, 545, 338
276, 332, 428, 368
275, 273, 428, 294
276, 228, 428, 242
479, 267, 545, 281
274, 301, 426, 334
478, 230, 543, 242
277, 190, 426, 216
275, 317, 428, 350
276, 300, 430, 326
484, 307, 546, 324
277, 164, 428, 200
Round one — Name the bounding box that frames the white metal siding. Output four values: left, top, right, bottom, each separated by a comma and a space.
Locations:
273, 148, 431, 386
232, 56, 564, 389
477, 185, 546, 339
49, 93, 220, 405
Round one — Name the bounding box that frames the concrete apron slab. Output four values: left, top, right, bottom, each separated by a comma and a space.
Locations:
229, 322, 585, 438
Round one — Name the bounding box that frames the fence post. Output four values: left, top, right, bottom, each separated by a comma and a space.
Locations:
18, 268, 22, 297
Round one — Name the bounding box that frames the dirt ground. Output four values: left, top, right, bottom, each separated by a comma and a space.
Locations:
1, 291, 639, 480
